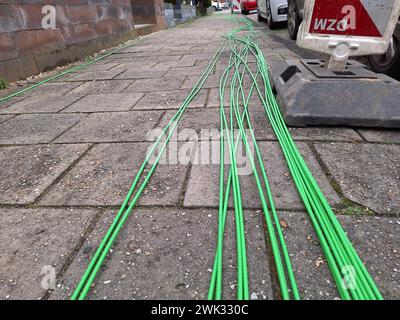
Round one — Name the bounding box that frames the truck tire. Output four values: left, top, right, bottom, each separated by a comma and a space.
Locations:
369, 22, 400, 80
258, 10, 264, 22
288, 0, 301, 40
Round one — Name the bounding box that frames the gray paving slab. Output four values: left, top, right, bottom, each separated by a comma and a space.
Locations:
123, 77, 184, 93
0, 144, 90, 204
287, 127, 363, 142
62, 93, 143, 113
207, 88, 231, 108
102, 58, 147, 65
195, 45, 224, 53
157, 108, 221, 141
206, 93, 363, 142
280, 212, 338, 300
115, 69, 168, 80
0, 96, 27, 111
111, 61, 158, 72
0, 207, 98, 299
51, 208, 273, 300
152, 60, 196, 70
168, 50, 195, 56
116, 49, 171, 57
164, 66, 209, 77
251, 105, 363, 141
55, 111, 162, 143
134, 90, 207, 110
40, 143, 188, 207
67, 80, 133, 95
0, 114, 81, 145
107, 53, 159, 61
67, 69, 125, 81
0, 115, 13, 124
262, 52, 286, 69
182, 75, 221, 89
281, 212, 400, 300
149, 55, 183, 64
358, 129, 400, 144
25, 82, 84, 96
70, 62, 121, 73
184, 142, 340, 210
0, 95, 83, 114
195, 59, 214, 70
314, 143, 400, 215
163, 45, 195, 52
118, 44, 165, 53
180, 53, 221, 64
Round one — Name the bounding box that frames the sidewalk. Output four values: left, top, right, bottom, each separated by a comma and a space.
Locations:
0, 13, 399, 300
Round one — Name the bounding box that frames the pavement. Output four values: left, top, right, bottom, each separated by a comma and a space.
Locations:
0, 12, 399, 300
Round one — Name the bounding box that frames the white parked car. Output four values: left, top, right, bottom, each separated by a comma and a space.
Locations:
258, 0, 288, 29
212, 1, 222, 11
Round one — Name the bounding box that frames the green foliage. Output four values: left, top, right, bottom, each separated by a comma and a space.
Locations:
0, 77, 8, 90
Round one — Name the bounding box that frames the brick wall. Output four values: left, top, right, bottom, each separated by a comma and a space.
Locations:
131, 0, 166, 25
0, 0, 165, 82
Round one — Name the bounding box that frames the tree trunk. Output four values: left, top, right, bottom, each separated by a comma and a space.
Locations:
198, 0, 209, 14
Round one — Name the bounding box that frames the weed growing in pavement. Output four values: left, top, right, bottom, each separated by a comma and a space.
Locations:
0, 77, 8, 90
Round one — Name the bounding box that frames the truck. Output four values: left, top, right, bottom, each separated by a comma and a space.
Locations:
287, 0, 400, 79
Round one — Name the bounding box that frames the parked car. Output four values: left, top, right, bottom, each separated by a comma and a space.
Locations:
240, 0, 257, 15
212, 1, 222, 11
287, 0, 400, 79
258, 0, 288, 29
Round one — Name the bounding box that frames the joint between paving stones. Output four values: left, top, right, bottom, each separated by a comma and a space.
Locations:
307, 142, 379, 216
43, 208, 106, 300
33, 144, 95, 205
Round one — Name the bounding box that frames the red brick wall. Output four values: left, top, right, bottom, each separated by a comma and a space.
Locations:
0, 0, 166, 82
131, 0, 165, 26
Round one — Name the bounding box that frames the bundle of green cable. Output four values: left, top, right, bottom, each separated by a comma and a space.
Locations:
207, 17, 383, 300
70, 40, 229, 300
67, 17, 382, 300
208, 19, 299, 301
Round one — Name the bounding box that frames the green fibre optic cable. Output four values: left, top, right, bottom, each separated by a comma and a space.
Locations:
208, 39, 252, 300
228, 21, 382, 299
71, 41, 229, 300
68, 17, 382, 301
209, 24, 299, 300
238, 43, 366, 298
229, 38, 300, 300
231, 36, 295, 300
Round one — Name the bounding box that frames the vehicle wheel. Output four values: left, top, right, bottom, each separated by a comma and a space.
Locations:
266, 0, 279, 29
258, 10, 264, 22
369, 22, 400, 80
242, 10, 249, 15
288, 0, 301, 40
213, 6, 217, 12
